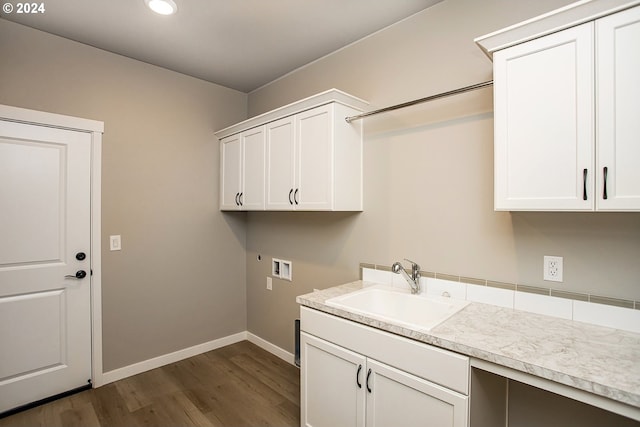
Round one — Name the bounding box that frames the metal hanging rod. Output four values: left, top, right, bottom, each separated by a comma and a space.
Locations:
345, 80, 494, 123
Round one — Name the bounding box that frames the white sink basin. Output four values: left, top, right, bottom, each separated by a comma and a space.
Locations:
325, 285, 470, 331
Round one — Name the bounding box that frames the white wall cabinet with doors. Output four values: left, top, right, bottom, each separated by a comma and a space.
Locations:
300, 307, 469, 427
219, 125, 266, 210
216, 89, 368, 211
476, 1, 640, 211
266, 103, 364, 210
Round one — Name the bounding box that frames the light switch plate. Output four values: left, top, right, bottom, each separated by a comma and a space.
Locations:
109, 235, 122, 251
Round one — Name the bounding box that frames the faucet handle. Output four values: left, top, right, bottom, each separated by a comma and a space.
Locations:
403, 258, 420, 271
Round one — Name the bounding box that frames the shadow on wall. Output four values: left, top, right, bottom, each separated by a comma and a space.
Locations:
221, 211, 248, 248
246, 211, 361, 266
363, 86, 494, 139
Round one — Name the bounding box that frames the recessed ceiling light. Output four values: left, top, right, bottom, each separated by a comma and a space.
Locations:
145, 0, 177, 15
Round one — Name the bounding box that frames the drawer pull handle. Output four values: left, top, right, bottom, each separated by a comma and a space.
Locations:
583, 169, 588, 201
289, 188, 294, 205
366, 368, 372, 393
294, 188, 299, 205
603, 167, 608, 200
356, 365, 362, 389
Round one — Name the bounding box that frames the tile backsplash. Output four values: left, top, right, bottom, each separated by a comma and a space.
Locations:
361, 264, 640, 334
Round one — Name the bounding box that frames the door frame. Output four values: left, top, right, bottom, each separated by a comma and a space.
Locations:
0, 104, 105, 387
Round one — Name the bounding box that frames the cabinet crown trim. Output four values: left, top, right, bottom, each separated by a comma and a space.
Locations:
214, 89, 368, 139
475, 0, 640, 58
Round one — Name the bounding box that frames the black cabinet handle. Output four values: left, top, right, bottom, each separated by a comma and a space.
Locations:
239, 192, 243, 206
235, 192, 240, 206
366, 368, 372, 393
356, 365, 362, 389
583, 169, 588, 201
294, 188, 299, 205
603, 167, 608, 200
289, 189, 294, 205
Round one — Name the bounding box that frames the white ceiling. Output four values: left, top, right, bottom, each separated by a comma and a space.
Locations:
2, 0, 442, 92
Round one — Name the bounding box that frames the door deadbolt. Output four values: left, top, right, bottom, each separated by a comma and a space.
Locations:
76, 252, 86, 261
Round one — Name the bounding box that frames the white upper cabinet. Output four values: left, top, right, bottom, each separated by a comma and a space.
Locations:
596, 6, 640, 210
266, 116, 296, 210
219, 126, 266, 211
241, 126, 266, 210
493, 23, 594, 211
220, 133, 242, 210
296, 105, 334, 210
477, 1, 640, 211
217, 89, 367, 211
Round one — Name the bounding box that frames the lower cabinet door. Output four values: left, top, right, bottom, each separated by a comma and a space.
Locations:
365, 359, 468, 427
301, 332, 366, 427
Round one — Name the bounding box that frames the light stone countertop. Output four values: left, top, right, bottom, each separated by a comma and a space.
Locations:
296, 280, 640, 409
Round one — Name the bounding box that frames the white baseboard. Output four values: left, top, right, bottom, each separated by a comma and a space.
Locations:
99, 331, 296, 386
101, 331, 247, 385
247, 332, 296, 366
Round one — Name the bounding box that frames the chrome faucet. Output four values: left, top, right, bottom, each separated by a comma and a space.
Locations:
391, 259, 421, 294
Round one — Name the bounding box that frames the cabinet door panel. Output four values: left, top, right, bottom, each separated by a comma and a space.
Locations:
366, 359, 468, 427
301, 333, 365, 427
266, 117, 295, 210
220, 134, 241, 210
597, 5, 640, 211
494, 23, 594, 210
242, 126, 265, 210
296, 105, 333, 210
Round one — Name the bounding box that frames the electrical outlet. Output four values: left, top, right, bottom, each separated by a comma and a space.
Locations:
544, 256, 563, 282
266, 277, 272, 291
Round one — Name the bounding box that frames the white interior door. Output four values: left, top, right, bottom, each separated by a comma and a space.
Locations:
0, 119, 92, 413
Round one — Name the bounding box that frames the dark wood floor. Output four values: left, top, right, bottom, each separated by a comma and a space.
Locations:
0, 341, 300, 427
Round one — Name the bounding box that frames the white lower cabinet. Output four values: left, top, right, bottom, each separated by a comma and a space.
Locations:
301, 334, 365, 427
366, 359, 468, 427
300, 307, 469, 427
